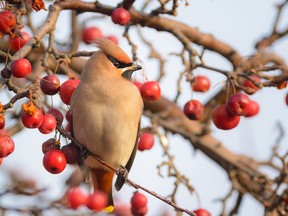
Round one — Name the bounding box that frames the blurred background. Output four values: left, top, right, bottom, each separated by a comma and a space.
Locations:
1, 0, 288, 215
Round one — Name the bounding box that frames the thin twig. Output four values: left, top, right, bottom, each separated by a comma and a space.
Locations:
56, 125, 196, 216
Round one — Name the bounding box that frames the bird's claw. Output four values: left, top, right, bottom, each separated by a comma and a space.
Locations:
114, 165, 129, 191
116, 165, 128, 179
80, 147, 90, 159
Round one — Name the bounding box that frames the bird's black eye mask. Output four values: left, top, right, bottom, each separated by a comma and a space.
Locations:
106, 55, 133, 69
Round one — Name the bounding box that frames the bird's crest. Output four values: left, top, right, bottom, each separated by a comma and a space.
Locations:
94, 38, 131, 64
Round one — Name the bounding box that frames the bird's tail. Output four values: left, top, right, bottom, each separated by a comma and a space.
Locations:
89, 167, 115, 212
114, 176, 126, 191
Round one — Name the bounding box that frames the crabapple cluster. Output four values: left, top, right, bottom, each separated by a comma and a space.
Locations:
1, 59, 91, 206
0, 10, 30, 51
0, 8, 161, 213
0, 11, 37, 166
212, 89, 259, 130
0, 9, 31, 164
22, 77, 81, 174
66, 187, 108, 212
182, 75, 260, 130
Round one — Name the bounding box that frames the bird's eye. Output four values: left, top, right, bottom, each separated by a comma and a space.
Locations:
107, 55, 132, 69
113, 61, 120, 68
107, 55, 122, 68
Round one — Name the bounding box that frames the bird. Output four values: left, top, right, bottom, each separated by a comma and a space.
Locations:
70, 38, 143, 212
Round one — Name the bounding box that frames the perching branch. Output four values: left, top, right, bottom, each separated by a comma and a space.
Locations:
56, 125, 196, 216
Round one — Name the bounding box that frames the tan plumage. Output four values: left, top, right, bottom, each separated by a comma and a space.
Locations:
95, 38, 131, 64
70, 38, 143, 210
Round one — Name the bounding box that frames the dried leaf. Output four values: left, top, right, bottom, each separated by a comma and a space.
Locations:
32, 0, 45, 12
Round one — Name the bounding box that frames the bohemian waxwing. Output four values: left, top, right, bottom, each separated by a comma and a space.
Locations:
70, 38, 143, 211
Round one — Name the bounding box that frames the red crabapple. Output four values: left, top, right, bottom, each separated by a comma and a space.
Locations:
66, 187, 88, 209
61, 143, 81, 164
9, 31, 30, 51
0, 136, 15, 158
131, 192, 147, 210
43, 150, 66, 174
86, 191, 108, 212
10, 59, 32, 78
42, 138, 59, 154
0, 11, 16, 34
212, 104, 240, 130
140, 81, 161, 102
138, 132, 154, 151
38, 114, 57, 134
183, 99, 204, 120
106, 35, 119, 44
82, 27, 103, 44
227, 93, 250, 116
40, 74, 60, 95
194, 208, 211, 216
191, 76, 210, 92
111, 8, 131, 25
242, 75, 261, 95
244, 100, 260, 117
47, 108, 64, 124
21, 104, 44, 128
60, 79, 80, 105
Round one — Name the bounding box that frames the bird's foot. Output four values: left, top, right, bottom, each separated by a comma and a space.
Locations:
114, 166, 128, 191
116, 165, 128, 179
80, 147, 90, 159
104, 205, 114, 213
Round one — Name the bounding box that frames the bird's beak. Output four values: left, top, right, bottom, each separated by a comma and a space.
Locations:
133, 63, 142, 71
126, 62, 142, 72
122, 62, 142, 80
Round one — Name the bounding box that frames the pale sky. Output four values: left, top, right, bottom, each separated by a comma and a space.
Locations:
1, 1, 288, 215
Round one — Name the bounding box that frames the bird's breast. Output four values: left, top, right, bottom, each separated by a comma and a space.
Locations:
70, 80, 143, 169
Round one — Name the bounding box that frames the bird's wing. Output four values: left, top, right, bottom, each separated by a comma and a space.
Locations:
65, 113, 89, 188
114, 120, 141, 191
124, 120, 141, 172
